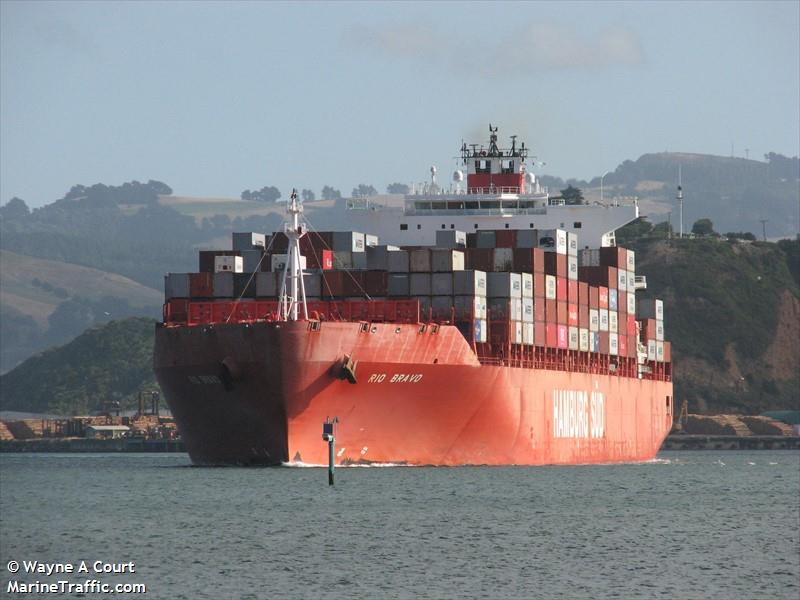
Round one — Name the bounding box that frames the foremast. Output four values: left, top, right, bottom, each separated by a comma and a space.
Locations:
278, 189, 308, 321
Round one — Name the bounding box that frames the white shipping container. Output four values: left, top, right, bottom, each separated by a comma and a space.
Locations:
579, 328, 590, 352
589, 309, 599, 332
568, 326, 579, 350
487, 272, 522, 298
476, 319, 488, 343
538, 229, 567, 254
627, 292, 636, 315
453, 270, 487, 296
364, 234, 379, 247
431, 273, 454, 295
568, 255, 578, 280
656, 341, 665, 362
599, 308, 609, 332
492, 247, 514, 271
232, 232, 266, 251
409, 273, 432, 295
521, 273, 534, 298
609, 311, 618, 333
431, 249, 465, 272
215, 255, 244, 273
578, 248, 600, 267
626, 249, 636, 272
522, 297, 534, 323
513, 321, 524, 344
545, 275, 557, 300
656, 320, 664, 341
523, 322, 534, 346
567, 232, 578, 256
454, 295, 487, 319
647, 340, 657, 361
609, 333, 618, 356
617, 269, 627, 292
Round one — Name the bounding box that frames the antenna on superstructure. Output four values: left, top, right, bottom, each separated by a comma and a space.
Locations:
677, 165, 684, 238
277, 189, 308, 321
759, 219, 768, 242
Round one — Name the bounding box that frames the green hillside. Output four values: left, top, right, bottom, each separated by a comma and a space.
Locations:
629, 235, 799, 414
0, 318, 159, 416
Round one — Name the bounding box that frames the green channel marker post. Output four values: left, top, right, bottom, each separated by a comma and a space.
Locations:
322, 417, 338, 486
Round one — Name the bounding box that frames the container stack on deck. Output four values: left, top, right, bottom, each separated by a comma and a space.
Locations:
162, 227, 671, 380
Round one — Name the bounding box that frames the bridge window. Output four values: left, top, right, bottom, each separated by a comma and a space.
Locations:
475, 159, 490, 174
501, 160, 514, 174
504, 223, 510, 228
417, 224, 421, 230
432, 201, 446, 210
400, 224, 408, 231
530, 223, 534, 228
574, 222, 582, 229
474, 224, 479, 229
465, 201, 479, 210
450, 224, 455, 229
441, 224, 446, 229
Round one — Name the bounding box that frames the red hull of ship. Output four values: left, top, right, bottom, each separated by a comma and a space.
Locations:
154, 321, 672, 466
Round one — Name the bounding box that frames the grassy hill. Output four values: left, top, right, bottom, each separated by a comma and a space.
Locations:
630, 236, 799, 414
0, 251, 162, 373
0, 250, 161, 325
0, 318, 159, 416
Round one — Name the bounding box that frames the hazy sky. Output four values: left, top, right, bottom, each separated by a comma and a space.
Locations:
2, 0, 798, 207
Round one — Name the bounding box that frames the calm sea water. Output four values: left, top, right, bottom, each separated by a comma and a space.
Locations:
1, 451, 798, 600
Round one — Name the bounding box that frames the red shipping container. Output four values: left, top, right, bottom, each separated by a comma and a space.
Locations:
189, 272, 214, 297
490, 320, 511, 344
598, 331, 610, 354
579, 266, 618, 288
533, 271, 546, 297
617, 291, 627, 316
532, 248, 545, 273
557, 325, 569, 349
599, 286, 609, 309
578, 281, 589, 306
568, 280, 578, 303
495, 229, 517, 248
579, 305, 589, 329
534, 321, 546, 346
545, 253, 567, 277
589, 286, 599, 308
567, 303, 579, 326
628, 335, 637, 357
320, 249, 333, 270
545, 299, 557, 323
465, 248, 494, 272
557, 301, 567, 325
663, 341, 672, 362
642, 318, 657, 340
599, 246, 627, 268
534, 300, 545, 322
618, 334, 627, 358
546, 323, 558, 348
627, 314, 637, 335
270, 232, 289, 252
556, 277, 568, 300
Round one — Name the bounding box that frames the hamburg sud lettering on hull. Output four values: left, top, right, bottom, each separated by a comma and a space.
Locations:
154, 126, 674, 466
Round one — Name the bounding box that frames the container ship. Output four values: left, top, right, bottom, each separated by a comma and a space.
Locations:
154, 127, 673, 466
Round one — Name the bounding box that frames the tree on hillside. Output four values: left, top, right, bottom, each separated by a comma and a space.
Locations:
692, 218, 716, 236
652, 221, 673, 239
387, 182, 410, 194
352, 184, 377, 197
301, 189, 315, 202
0, 197, 30, 220
241, 186, 281, 202
725, 231, 757, 241
321, 185, 342, 200
560, 185, 585, 205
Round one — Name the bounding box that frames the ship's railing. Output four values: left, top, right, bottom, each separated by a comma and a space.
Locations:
404, 206, 549, 217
